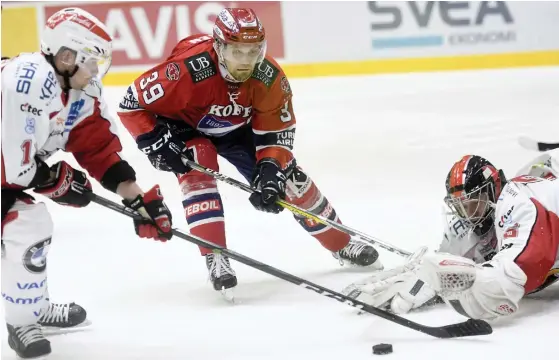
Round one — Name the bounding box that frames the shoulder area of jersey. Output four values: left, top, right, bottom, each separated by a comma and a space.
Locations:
249, 56, 288, 91
2, 52, 60, 102
2, 52, 56, 84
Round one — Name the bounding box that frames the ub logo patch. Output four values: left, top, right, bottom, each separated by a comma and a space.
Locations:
251, 59, 279, 88
23, 237, 51, 273
184, 52, 217, 83
165, 62, 181, 81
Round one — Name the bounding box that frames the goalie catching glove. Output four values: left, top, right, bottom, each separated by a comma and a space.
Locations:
342, 247, 438, 314
122, 185, 173, 242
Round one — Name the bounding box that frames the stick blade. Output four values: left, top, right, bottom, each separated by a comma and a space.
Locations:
518, 136, 559, 152
426, 319, 492, 338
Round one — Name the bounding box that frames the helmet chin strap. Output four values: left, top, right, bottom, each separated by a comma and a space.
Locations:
45, 54, 79, 90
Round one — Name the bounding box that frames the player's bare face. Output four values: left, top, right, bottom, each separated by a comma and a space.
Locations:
55, 49, 91, 89
222, 42, 266, 82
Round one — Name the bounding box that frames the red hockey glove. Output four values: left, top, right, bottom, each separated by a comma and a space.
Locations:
123, 185, 173, 241
34, 161, 92, 207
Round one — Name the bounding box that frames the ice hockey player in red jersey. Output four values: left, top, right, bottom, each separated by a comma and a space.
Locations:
117, 8, 382, 295
343, 155, 559, 320
2, 8, 173, 359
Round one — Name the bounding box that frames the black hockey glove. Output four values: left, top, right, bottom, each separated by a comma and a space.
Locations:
249, 158, 287, 214
34, 161, 92, 207
136, 124, 194, 174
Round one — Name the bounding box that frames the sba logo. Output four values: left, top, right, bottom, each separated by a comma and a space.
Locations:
64, 99, 85, 129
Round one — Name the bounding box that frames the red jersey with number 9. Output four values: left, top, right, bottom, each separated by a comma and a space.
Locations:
117, 34, 296, 169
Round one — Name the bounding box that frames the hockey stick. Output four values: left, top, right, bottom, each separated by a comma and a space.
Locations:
181, 158, 412, 258
88, 192, 492, 338
518, 136, 559, 152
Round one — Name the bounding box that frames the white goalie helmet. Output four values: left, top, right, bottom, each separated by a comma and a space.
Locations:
41, 8, 112, 80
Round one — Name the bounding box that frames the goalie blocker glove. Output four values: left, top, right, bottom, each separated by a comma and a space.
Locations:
34, 161, 92, 207
136, 123, 194, 174
123, 185, 173, 241
250, 158, 287, 214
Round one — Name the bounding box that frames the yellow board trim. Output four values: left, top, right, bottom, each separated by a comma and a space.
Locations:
1, 7, 39, 58
103, 50, 559, 86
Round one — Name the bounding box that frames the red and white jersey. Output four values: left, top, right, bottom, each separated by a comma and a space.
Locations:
439, 150, 559, 265
490, 175, 559, 293
117, 34, 295, 169
2, 52, 126, 189
2, 53, 63, 188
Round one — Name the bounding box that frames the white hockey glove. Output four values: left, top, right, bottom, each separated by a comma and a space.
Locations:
342, 247, 438, 314
416, 252, 526, 320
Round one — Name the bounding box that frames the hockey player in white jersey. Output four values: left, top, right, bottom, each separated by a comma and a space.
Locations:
344, 153, 559, 319
2, 8, 173, 359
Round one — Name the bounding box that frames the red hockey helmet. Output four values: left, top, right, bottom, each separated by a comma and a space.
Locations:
213, 8, 267, 82
444, 155, 506, 235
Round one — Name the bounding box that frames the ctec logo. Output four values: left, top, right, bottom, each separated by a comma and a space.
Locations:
64, 99, 86, 129
498, 206, 514, 228
20, 103, 43, 116
369, 1, 515, 49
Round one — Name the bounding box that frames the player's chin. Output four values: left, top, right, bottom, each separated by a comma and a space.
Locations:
233, 69, 254, 82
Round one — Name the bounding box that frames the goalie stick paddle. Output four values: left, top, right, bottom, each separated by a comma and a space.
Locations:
518, 136, 559, 152
181, 158, 412, 258
89, 193, 492, 339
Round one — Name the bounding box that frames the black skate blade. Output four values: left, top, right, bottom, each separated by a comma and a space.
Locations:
42, 319, 92, 336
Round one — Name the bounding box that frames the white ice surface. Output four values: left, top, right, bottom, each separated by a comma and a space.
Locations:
2, 67, 559, 359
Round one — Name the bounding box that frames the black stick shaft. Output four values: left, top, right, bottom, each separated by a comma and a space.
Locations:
90, 193, 492, 339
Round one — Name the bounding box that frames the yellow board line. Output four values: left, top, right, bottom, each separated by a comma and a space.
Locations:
102, 50, 559, 87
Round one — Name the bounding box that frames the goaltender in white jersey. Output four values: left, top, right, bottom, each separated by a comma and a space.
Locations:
2, 8, 173, 359
345, 152, 559, 319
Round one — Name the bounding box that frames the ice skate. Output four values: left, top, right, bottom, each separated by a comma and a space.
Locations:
206, 252, 237, 302
7, 323, 51, 359
333, 239, 383, 270
38, 302, 90, 335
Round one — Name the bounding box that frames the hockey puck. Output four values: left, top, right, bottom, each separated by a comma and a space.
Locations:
372, 343, 393, 355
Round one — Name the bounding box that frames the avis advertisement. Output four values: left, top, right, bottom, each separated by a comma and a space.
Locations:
45, 1, 285, 67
